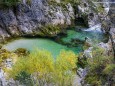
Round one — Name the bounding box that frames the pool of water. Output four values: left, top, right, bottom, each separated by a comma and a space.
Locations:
62, 30, 108, 43
3, 38, 83, 58
3, 29, 108, 58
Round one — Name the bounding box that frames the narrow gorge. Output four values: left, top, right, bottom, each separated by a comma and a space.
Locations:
0, 0, 115, 86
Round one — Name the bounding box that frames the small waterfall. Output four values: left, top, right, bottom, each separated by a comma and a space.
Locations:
84, 24, 102, 32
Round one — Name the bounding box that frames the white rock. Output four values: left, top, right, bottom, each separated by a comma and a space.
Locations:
83, 47, 93, 58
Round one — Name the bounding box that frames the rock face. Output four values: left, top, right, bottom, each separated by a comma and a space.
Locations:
107, 0, 115, 56
0, 0, 75, 42
0, 0, 114, 43
76, 0, 100, 27
0, 0, 112, 42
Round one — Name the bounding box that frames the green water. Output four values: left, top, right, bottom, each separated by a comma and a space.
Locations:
3, 30, 107, 57
3, 38, 83, 57
62, 30, 108, 43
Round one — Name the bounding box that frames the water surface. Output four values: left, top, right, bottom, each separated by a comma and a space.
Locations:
62, 30, 107, 43
3, 29, 108, 57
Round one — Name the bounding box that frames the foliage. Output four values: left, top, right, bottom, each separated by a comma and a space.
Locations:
38, 24, 62, 37
26, 0, 31, 5
0, 0, 21, 7
85, 47, 115, 86
77, 54, 88, 68
96, 5, 104, 13
54, 50, 77, 86
49, 0, 80, 6
15, 71, 33, 86
0, 49, 11, 66
61, 0, 80, 4
8, 49, 78, 86
0, 44, 2, 49
0, 0, 32, 7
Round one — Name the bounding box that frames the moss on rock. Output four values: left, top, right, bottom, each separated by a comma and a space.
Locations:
38, 24, 62, 37
14, 48, 29, 56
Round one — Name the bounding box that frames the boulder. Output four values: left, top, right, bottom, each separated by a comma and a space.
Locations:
83, 47, 93, 58
14, 48, 29, 56
85, 37, 92, 46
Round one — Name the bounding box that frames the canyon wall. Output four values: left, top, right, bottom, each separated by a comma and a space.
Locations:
0, 0, 75, 42
0, 0, 114, 44
0, 0, 108, 42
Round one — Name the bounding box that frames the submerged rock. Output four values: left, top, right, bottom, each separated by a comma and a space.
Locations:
14, 48, 29, 56
71, 38, 85, 44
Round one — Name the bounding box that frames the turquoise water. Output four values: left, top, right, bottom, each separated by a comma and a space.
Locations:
3, 38, 83, 57
3, 30, 107, 57
62, 30, 107, 43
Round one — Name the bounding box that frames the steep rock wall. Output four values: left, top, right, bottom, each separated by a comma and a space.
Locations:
0, 0, 75, 42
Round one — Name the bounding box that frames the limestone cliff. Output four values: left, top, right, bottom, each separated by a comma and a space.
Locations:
0, 0, 110, 42
108, 0, 115, 57
0, 0, 75, 42
0, 0, 114, 45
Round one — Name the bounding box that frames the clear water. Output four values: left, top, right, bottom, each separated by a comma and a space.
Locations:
62, 30, 107, 43
3, 30, 108, 57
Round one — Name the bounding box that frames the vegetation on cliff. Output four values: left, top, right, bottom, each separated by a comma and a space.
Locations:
0, 0, 20, 7
38, 24, 62, 37
84, 47, 115, 86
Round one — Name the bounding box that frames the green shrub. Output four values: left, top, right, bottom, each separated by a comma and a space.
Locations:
0, 49, 11, 66
0, 49, 11, 59
38, 24, 62, 37
15, 71, 33, 86
85, 47, 115, 86
0, 0, 21, 7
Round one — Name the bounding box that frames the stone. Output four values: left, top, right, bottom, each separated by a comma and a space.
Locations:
14, 48, 29, 56
85, 37, 92, 46
83, 47, 93, 58
0, 0, 75, 41
55, 0, 60, 3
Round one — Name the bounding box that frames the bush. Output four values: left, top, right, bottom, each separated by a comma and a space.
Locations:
15, 71, 32, 86
0, 44, 2, 49
8, 49, 78, 86
0, 49, 11, 66
0, 0, 21, 7
85, 47, 115, 86
38, 24, 61, 37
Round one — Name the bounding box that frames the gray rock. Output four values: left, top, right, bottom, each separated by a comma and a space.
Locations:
85, 37, 92, 45
83, 47, 93, 58
0, 0, 75, 41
